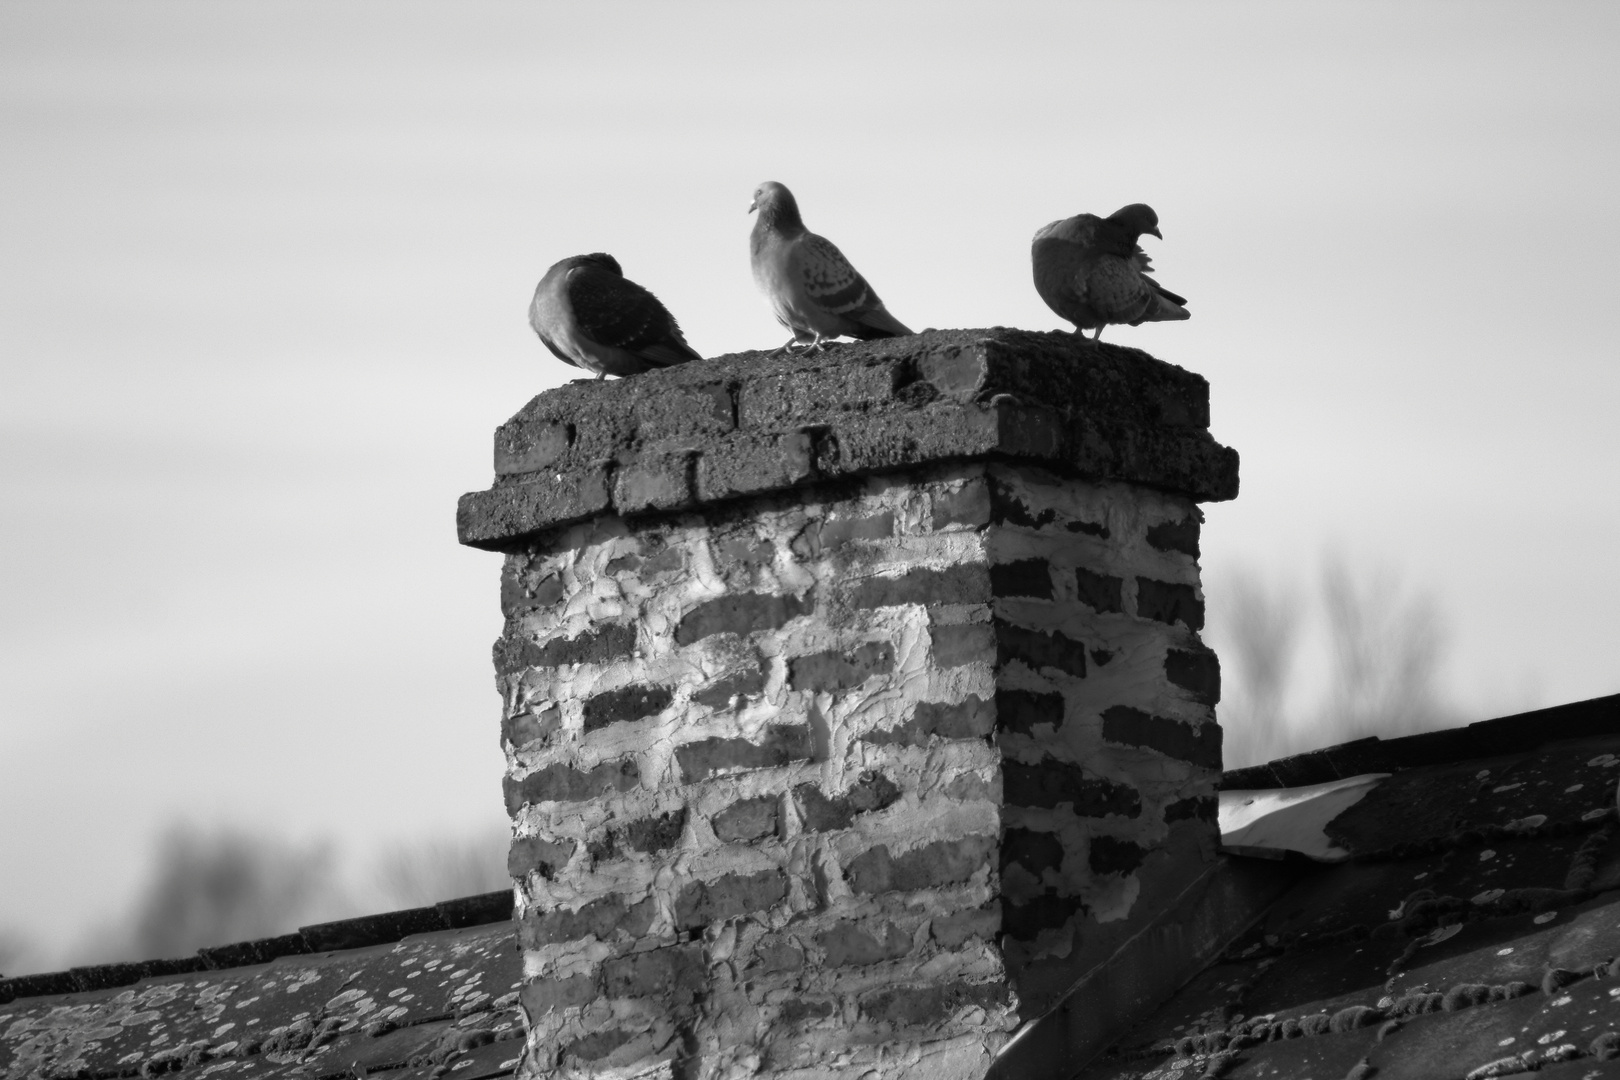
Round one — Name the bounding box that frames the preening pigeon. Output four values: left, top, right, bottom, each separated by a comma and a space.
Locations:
749, 181, 913, 352
1031, 204, 1189, 341
529, 253, 702, 379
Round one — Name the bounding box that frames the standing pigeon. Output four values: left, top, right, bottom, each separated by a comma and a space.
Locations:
749, 181, 913, 352
1031, 204, 1189, 341
529, 253, 702, 379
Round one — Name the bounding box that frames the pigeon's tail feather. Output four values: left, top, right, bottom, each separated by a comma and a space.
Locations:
850, 306, 913, 340
1152, 283, 1189, 308
1138, 288, 1190, 323
640, 339, 703, 367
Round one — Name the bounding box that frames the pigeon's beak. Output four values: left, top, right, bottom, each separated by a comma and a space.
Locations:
1148, 226, 1163, 239
747, 200, 757, 214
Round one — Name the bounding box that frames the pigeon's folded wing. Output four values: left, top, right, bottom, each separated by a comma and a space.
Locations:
567, 264, 696, 366
798, 233, 882, 315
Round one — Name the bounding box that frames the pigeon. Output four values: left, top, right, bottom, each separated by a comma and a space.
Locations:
529, 253, 702, 379
1031, 203, 1189, 341
748, 181, 913, 352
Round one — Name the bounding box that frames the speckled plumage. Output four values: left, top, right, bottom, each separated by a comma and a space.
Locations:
529, 253, 702, 379
1032, 203, 1189, 341
748, 181, 913, 351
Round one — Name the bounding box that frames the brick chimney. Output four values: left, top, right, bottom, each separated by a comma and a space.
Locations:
457, 329, 1239, 1080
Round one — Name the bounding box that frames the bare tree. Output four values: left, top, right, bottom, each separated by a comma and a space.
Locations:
1210, 567, 1305, 768
1320, 554, 1449, 741
367, 826, 511, 910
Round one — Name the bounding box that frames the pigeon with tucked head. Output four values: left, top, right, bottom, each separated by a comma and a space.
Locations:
529, 253, 702, 379
1032, 203, 1189, 341
749, 180, 913, 352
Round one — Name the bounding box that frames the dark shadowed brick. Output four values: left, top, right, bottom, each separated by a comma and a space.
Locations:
859, 980, 1011, 1026
504, 758, 640, 813
590, 808, 689, 862
602, 942, 706, 1005
582, 684, 674, 733
845, 834, 995, 895
995, 621, 1087, 678
521, 894, 656, 947
1164, 794, 1218, 824
675, 724, 814, 782
562, 1028, 634, 1063
780, 998, 837, 1022
996, 688, 1065, 736
1001, 891, 1083, 940
932, 479, 991, 529
1135, 578, 1205, 630
793, 772, 901, 831
788, 642, 894, 693
1089, 835, 1150, 875
674, 869, 788, 928
931, 905, 1000, 948
1074, 568, 1124, 614
817, 921, 912, 967
1146, 516, 1201, 557
1090, 648, 1115, 667
847, 564, 991, 609
1101, 705, 1222, 769
791, 512, 895, 559
508, 835, 577, 880
751, 940, 804, 973
674, 591, 813, 646
692, 658, 768, 709
521, 973, 600, 1017
1002, 761, 1141, 817
493, 623, 636, 675
1001, 828, 1065, 877
930, 622, 994, 667
712, 795, 779, 842
989, 479, 1056, 529
991, 559, 1053, 599
501, 564, 565, 618
865, 695, 993, 746
1065, 517, 1109, 538
503, 706, 559, 749
1166, 647, 1221, 705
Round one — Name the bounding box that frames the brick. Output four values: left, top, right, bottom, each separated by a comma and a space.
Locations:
996, 688, 1065, 736
847, 564, 991, 609
521, 973, 599, 1016
930, 622, 994, 668
865, 696, 993, 746
1002, 761, 1141, 817
1164, 794, 1218, 824
494, 419, 571, 477
1166, 647, 1221, 705
503, 758, 640, 813
503, 706, 559, 749
500, 564, 563, 618
712, 795, 779, 842
494, 623, 636, 675
582, 684, 674, 733
1074, 567, 1125, 614
457, 465, 612, 550
1146, 516, 1201, 557
1089, 835, 1150, 876
692, 658, 768, 709
602, 943, 706, 1005
562, 1028, 635, 1064
520, 894, 656, 947
1001, 892, 1082, 940
751, 941, 804, 973
635, 384, 734, 441
780, 998, 836, 1022
674, 869, 788, 929
674, 591, 813, 646
675, 724, 814, 782
590, 808, 688, 861
788, 642, 894, 693
816, 921, 912, 967
612, 454, 694, 515
931, 905, 1000, 948
990, 559, 1053, 599
995, 621, 1087, 678
1001, 828, 1065, 876
1135, 578, 1205, 630
737, 362, 901, 429
845, 834, 995, 895
1101, 705, 1222, 769
859, 980, 1011, 1026
694, 431, 815, 503
790, 511, 895, 559
931, 479, 991, 529
918, 343, 989, 398
990, 477, 1058, 530
507, 835, 577, 880
793, 772, 901, 832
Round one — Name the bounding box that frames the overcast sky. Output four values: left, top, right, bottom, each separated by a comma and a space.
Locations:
2, 1, 1616, 969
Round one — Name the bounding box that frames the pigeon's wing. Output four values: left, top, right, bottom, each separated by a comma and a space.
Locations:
1128, 248, 1187, 306
799, 232, 883, 317
566, 264, 699, 366
529, 277, 582, 370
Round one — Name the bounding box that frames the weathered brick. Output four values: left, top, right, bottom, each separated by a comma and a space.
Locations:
1002, 761, 1141, 817
503, 706, 559, 749
458, 465, 612, 549
995, 621, 1087, 678
694, 431, 815, 503
1001, 828, 1065, 876
930, 621, 994, 668
737, 362, 902, 429
1166, 646, 1221, 705
930, 905, 999, 948
845, 835, 995, 895
494, 419, 571, 476
504, 758, 640, 813
751, 940, 804, 973
520, 894, 656, 947
507, 835, 577, 880
788, 642, 894, 693
590, 808, 689, 861
675, 724, 814, 783
500, 564, 563, 618
847, 564, 991, 609
691, 658, 768, 709
674, 869, 788, 929
612, 454, 694, 515
779, 998, 837, 1022
996, 688, 1065, 736
816, 921, 912, 967
1146, 515, 1201, 557
582, 684, 674, 733
1164, 794, 1218, 824
521, 973, 601, 1017
561, 1028, 635, 1064
1074, 568, 1125, 614
990, 559, 1053, 599
918, 343, 989, 397
1101, 705, 1222, 769
494, 623, 636, 675
674, 591, 813, 646
790, 511, 895, 559
1135, 578, 1205, 630
1001, 892, 1082, 940
859, 980, 1011, 1026
990, 477, 1058, 530
1089, 835, 1149, 876
634, 384, 734, 442
793, 772, 901, 832
864, 696, 993, 746
601, 942, 706, 1005
931, 479, 991, 529
712, 795, 779, 842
